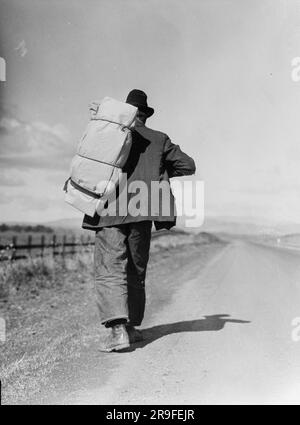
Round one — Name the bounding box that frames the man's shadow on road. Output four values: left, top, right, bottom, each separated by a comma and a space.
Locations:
123, 314, 250, 352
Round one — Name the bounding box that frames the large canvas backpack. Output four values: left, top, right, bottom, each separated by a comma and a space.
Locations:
64, 97, 137, 216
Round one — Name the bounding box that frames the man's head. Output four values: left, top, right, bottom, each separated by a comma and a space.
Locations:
126, 89, 154, 123
136, 110, 148, 124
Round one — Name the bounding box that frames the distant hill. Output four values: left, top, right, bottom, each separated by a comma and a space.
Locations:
0, 223, 54, 233
194, 231, 221, 244
43, 217, 83, 229
4, 214, 300, 236
276, 233, 300, 247
199, 216, 300, 236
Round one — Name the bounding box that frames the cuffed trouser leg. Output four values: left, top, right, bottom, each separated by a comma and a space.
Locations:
94, 221, 152, 327
94, 226, 129, 325
126, 221, 152, 326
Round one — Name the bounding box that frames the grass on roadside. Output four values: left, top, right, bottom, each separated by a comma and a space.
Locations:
0, 248, 94, 303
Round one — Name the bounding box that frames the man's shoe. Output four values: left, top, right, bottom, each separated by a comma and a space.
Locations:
126, 325, 143, 343
100, 324, 130, 352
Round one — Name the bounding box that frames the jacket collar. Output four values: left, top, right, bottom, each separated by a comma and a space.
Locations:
134, 118, 146, 128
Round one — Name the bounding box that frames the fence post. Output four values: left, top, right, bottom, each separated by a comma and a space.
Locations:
71, 235, 76, 255
11, 235, 17, 261
62, 235, 67, 257
52, 234, 56, 256
41, 235, 45, 258
28, 235, 32, 257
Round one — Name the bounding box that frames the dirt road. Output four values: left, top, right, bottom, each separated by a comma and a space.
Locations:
2, 237, 300, 404
58, 240, 300, 405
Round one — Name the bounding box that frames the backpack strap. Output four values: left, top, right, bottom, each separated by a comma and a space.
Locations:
63, 177, 102, 199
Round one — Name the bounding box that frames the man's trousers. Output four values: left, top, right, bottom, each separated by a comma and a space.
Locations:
94, 221, 152, 326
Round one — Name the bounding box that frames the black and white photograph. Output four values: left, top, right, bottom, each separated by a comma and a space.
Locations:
0, 0, 300, 407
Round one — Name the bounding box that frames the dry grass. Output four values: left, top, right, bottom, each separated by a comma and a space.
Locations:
0, 247, 94, 303
0, 249, 95, 404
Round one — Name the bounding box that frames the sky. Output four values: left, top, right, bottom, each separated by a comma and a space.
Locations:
0, 0, 300, 225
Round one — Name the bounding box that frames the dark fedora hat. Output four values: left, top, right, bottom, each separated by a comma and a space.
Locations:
126, 89, 154, 118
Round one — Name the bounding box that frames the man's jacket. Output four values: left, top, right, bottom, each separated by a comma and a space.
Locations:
82, 120, 196, 231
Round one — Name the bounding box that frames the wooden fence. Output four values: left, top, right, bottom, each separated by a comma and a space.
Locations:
0, 230, 172, 262
0, 234, 94, 261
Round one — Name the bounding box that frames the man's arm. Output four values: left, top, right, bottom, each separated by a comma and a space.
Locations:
163, 137, 196, 178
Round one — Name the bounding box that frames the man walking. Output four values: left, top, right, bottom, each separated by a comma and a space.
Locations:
83, 89, 196, 351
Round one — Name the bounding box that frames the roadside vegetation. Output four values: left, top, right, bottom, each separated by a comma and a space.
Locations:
0, 247, 93, 303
